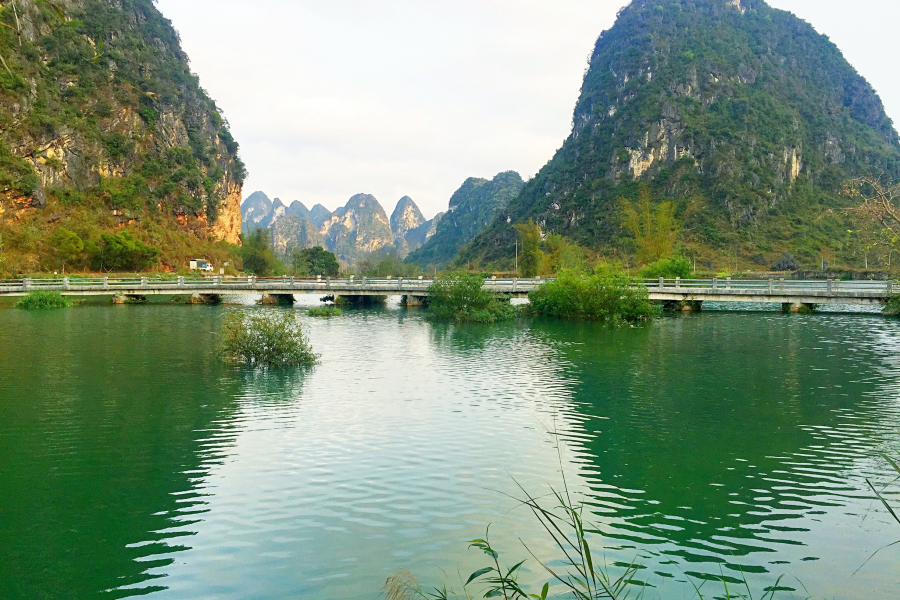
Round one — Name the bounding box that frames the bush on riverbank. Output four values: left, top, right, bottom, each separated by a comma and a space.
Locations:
639, 255, 692, 279
307, 306, 342, 317
884, 295, 900, 316
427, 271, 518, 323
16, 291, 71, 310
219, 310, 318, 367
528, 265, 655, 323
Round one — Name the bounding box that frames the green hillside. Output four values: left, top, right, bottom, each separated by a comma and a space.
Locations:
407, 171, 523, 268
460, 0, 900, 272
0, 0, 245, 274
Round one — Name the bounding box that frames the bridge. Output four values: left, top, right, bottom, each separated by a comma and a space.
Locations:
0, 275, 895, 311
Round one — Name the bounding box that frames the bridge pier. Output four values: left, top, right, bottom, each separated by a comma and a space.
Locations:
112, 294, 147, 305
401, 295, 428, 307
190, 293, 222, 305
259, 293, 295, 307
783, 302, 816, 314
336, 295, 386, 307
663, 300, 702, 312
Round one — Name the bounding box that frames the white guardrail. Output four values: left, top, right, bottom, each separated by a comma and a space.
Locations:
0, 276, 895, 296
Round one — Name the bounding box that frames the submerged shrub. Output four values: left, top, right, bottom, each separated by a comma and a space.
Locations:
884, 295, 900, 316
427, 271, 518, 323
528, 265, 655, 323
307, 306, 342, 317
16, 291, 71, 310
219, 310, 318, 367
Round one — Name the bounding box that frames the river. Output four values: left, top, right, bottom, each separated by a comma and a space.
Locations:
1, 301, 898, 599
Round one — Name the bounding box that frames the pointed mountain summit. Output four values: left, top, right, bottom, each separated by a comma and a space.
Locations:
309, 204, 333, 229
390, 196, 429, 258
321, 194, 394, 261
461, 0, 900, 268
286, 201, 311, 221
408, 171, 523, 267
241, 191, 273, 235
391, 197, 426, 241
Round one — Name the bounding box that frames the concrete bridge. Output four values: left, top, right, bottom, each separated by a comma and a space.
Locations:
0, 276, 895, 311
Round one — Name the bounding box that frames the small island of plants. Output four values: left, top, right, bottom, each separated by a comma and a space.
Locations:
219, 310, 318, 367
307, 306, 342, 317
16, 291, 72, 310
527, 265, 655, 324
427, 271, 519, 323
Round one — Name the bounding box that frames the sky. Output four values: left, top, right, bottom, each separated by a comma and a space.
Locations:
155, 0, 900, 220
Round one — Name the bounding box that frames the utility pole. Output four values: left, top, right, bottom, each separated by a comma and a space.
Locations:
515, 240, 518, 275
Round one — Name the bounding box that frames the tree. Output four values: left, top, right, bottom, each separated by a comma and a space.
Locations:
92, 232, 159, 272
239, 229, 281, 276
513, 219, 542, 277
48, 227, 84, 272
542, 234, 586, 275
292, 246, 340, 277
845, 176, 900, 237
620, 185, 681, 264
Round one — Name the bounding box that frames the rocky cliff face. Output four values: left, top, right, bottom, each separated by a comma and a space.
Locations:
270, 215, 324, 256
286, 200, 311, 221
321, 194, 394, 261
0, 0, 246, 272
408, 171, 523, 267
241, 191, 273, 234
308, 204, 332, 228
390, 196, 427, 258
460, 0, 900, 268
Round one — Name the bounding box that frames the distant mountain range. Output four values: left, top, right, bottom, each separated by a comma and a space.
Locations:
243, 170, 522, 265
241, 191, 442, 262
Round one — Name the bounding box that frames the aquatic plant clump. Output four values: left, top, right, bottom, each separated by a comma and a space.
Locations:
883, 295, 900, 316
307, 306, 342, 317
219, 310, 318, 367
16, 291, 71, 310
427, 271, 518, 324
528, 265, 655, 323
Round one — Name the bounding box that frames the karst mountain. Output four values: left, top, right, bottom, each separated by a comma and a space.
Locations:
460, 0, 900, 269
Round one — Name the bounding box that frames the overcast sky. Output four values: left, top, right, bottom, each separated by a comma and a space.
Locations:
155, 0, 900, 219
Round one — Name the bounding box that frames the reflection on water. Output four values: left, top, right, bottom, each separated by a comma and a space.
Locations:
1, 306, 899, 599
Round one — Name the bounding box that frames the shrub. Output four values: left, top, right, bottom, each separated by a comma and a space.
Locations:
427, 271, 518, 323
307, 306, 342, 317
639, 255, 692, 279
884, 295, 900, 316
17, 291, 71, 310
219, 310, 318, 367
93, 232, 159, 272
528, 265, 655, 323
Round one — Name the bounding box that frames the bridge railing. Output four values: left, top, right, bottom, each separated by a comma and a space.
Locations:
1, 276, 896, 296
641, 278, 896, 293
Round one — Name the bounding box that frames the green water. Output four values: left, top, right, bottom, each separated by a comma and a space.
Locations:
1, 304, 898, 599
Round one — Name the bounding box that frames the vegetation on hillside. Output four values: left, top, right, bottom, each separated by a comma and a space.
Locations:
0, 0, 246, 274
219, 310, 318, 367
239, 230, 282, 276
407, 172, 524, 268
458, 0, 900, 272
427, 271, 518, 324
528, 266, 655, 323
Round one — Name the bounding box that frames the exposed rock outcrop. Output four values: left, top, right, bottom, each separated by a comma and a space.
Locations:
321, 194, 394, 261
271, 216, 325, 256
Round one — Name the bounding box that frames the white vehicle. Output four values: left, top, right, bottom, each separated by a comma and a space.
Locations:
189, 259, 214, 272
